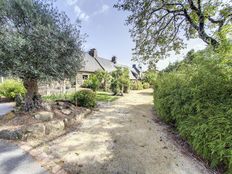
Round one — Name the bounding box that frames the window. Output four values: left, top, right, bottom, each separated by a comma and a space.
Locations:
83, 75, 88, 80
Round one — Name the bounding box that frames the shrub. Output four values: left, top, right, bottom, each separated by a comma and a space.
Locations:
0, 79, 26, 99
142, 82, 150, 89
82, 75, 100, 92
143, 71, 157, 86
72, 90, 96, 108
82, 79, 91, 88
111, 80, 120, 95
130, 81, 143, 90
111, 67, 130, 95
95, 71, 112, 91
153, 49, 232, 172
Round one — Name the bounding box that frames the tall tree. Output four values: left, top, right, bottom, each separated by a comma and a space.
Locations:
115, 0, 232, 63
0, 0, 84, 111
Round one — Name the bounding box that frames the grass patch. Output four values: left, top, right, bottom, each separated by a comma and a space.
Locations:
96, 92, 119, 102
43, 91, 119, 102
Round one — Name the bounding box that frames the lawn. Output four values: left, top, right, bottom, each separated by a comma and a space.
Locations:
95, 92, 119, 102
43, 91, 119, 102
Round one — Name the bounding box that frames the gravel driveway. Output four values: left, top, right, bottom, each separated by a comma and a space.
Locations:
36, 89, 214, 174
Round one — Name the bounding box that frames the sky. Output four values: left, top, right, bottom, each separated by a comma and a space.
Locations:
55, 0, 206, 71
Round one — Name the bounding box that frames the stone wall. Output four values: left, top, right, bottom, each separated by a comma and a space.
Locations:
76, 72, 93, 86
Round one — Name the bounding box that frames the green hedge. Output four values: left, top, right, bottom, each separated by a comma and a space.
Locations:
72, 90, 96, 108
142, 82, 150, 89
154, 51, 232, 173
0, 79, 26, 99
130, 81, 143, 90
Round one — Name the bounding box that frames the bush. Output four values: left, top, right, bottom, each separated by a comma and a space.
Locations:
72, 90, 96, 108
111, 67, 130, 95
111, 80, 120, 95
142, 82, 150, 89
0, 79, 26, 99
82, 79, 90, 88
82, 75, 100, 92
153, 49, 232, 172
95, 71, 112, 91
130, 81, 143, 90
143, 71, 157, 86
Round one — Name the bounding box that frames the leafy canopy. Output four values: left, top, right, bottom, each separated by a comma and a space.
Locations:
115, 0, 232, 63
0, 0, 83, 81
153, 46, 232, 172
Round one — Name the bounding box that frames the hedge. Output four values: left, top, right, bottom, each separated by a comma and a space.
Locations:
153, 51, 232, 173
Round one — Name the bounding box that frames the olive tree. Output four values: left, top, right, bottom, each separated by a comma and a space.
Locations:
0, 0, 83, 111
115, 0, 232, 63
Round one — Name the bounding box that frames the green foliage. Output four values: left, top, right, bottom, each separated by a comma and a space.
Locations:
95, 71, 112, 91
82, 75, 100, 92
96, 92, 119, 102
130, 81, 143, 90
114, 0, 231, 62
0, 79, 26, 99
43, 91, 118, 103
143, 71, 157, 86
164, 49, 197, 72
0, 0, 83, 109
142, 82, 150, 89
111, 67, 130, 95
110, 80, 120, 95
153, 48, 232, 172
72, 90, 96, 108
0, 0, 83, 81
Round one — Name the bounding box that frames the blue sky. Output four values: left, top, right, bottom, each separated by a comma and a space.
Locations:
55, 0, 206, 70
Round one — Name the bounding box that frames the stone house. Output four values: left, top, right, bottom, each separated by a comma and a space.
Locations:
76, 48, 140, 86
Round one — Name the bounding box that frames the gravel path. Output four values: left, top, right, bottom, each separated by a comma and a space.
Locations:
0, 103, 15, 116
0, 141, 49, 174
44, 89, 213, 174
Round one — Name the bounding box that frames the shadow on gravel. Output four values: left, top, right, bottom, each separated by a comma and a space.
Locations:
59, 103, 151, 174
138, 91, 153, 96
12, 89, 215, 174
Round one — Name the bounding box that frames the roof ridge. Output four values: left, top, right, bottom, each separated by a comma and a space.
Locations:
97, 56, 112, 61
95, 57, 106, 71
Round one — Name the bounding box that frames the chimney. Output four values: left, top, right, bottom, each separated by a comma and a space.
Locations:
111, 56, 117, 64
89, 48, 97, 58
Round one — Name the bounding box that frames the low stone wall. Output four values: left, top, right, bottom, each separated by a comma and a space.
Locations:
0, 106, 91, 141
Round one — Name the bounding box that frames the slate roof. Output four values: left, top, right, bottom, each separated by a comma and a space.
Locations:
79, 53, 104, 72
95, 57, 116, 72
80, 52, 138, 80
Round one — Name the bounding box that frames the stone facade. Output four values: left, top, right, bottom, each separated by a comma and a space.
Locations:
76, 71, 93, 86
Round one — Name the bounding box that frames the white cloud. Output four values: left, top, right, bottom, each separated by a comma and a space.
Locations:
74, 5, 89, 21
64, 0, 89, 22
93, 4, 110, 15
65, 0, 78, 6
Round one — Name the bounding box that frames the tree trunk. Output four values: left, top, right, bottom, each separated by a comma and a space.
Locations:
23, 79, 42, 112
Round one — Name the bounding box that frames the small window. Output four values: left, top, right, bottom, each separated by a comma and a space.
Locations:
83, 75, 88, 80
